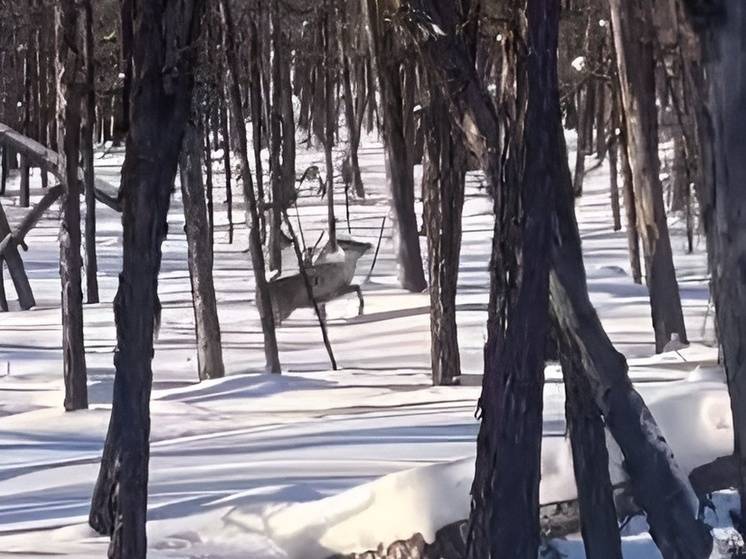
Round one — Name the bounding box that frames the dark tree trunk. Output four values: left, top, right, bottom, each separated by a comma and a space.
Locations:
56, 0, 88, 411
220, 0, 281, 374
219, 95, 233, 244
469, 2, 557, 556
684, 0, 746, 534
422, 87, 465, 387
248, 19, 266, 235
81, 0, 99, 304
609, 102, 622, 231
324, 0, 338, 252
364, 0, 426, 292
180, 123, 225, 381
609, 0, 688, 353
88, 3, 204, 557
114, 0, 133, 143
550, 127, 712, 559
553, 316, 622, 559
401, 1, 712, 556
619, 119, 642, 284
339, 1, 364, 199
268, 0, 284, 271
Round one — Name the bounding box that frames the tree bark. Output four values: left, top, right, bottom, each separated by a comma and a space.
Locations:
0, 200, 35, 309
56, 0, 88, 411
81, 0, 99, 304
684, 0, 746, 534
364, 0, 426, 292
422, 87, 465, 387
550, 124, 712, 558
609, 0, 688, 353
180, 123, 225, 382
324, 0, 338, 252
219, 0, 281, 374
468, 3, 558, 556
88, 3, 204, 557
554, 318, 622, 559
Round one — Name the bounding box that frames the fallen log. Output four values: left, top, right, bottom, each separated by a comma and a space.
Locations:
0, 184, 63, 257
0, 200, 34, 309
0, 122, 120, 212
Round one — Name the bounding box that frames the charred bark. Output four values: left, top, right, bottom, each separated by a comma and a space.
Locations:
422, 87, 465, 387
56, 0, 88, 411
88, 3, 204, 557
81, 0, 99, 304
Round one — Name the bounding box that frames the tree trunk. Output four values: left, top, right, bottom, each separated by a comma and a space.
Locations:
56, 0, 88, 411
550, 124, 712, 558
180, 123, 225, 381
219, 0, 281, 374
469, 3, 558, 556
609, 0, 688, 353
685, 0, 746, 534
81, 0, 99, 304
619, 119, 643, 284
114, 0, 133, 143
554, 318, 622, 559
339, 1, 365, 199
88, 3, 204, 557
324, 0, 338, 252
364, 0, 426, 292
268, 0, 284, 271
219, 95, 233, 244
422, 88, 465, 387
402, 1, 712, 555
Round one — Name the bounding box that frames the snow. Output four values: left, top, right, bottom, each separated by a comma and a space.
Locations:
0, 132, 737, 558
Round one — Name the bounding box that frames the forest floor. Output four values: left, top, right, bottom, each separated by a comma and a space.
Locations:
0, 134, 739, 558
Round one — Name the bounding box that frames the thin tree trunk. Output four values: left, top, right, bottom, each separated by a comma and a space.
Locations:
609, 0, 688, 353
88, 4, 204, 556
219, 0, 281, 374
556, 321, 623, 559
219, 94, 233, 244
609, 101, 622, 231
364, 0, 426, 292
268, 0, 284, 271
81, 0, 99, 304
339, 1, 364, 199
324, 0, 338, 252
619, 120, 642, 284
56, 0, 88, 411
422, 87, 465, 387
180, 123, 225, 381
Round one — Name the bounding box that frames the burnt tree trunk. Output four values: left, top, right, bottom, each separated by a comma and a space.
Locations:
114, 0, 133, 143
619, 118, 643, 284
422, 88, 465, 387
268, 0, 284, 271
56, 0, 88, 411
550, 127, 712, 558
685, 0, 746, 534
88, 3, 204, 557
180, 123, 225, 381
472, 2, 557, 556
553, 299, 622, 558
609, 0, 688, 353
609, 102, 622, 231
81, 0, 99, 304
402, 1, 712, 556
220, 0, 282, 374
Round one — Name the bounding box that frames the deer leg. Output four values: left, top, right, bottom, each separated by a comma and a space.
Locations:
354, 285, 364, 315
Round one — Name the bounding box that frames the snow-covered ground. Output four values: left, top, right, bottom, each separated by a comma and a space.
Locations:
0, 134, 737, 558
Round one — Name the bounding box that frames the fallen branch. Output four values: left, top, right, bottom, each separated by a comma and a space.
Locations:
0, 122, 121, 213
0, 185, 63, 257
